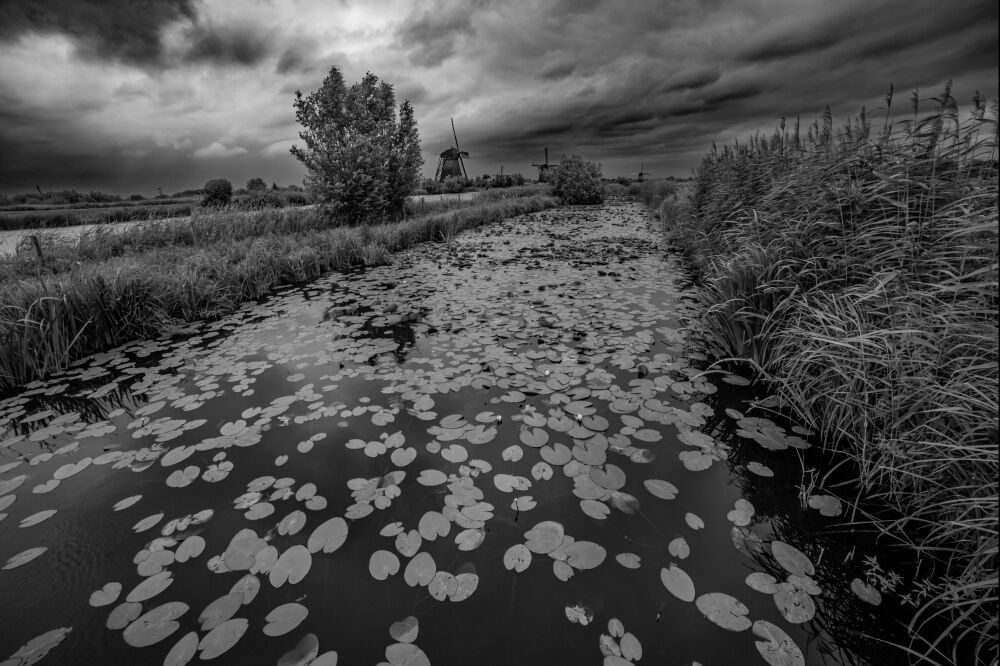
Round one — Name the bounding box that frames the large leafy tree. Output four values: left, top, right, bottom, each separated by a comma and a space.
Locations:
291, 67, 423, 223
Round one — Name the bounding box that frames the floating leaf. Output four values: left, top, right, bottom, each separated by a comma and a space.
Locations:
133, 512, 164, 533
403, 552, 436, 587
106, 601, 142, 630
126, 571, 173, 603
746, 572, 779, 594
660, 564, 695, 602
580, 499, 610, 520
417, 511, 450, 541
565, 603, 593, 626
685, 512, 705, 530
452, 572, 479, 602
278, 634, 325, 666
615, 553, 641, 569
667, 537, 690, 560
2, 545, 47, 570
696, 592, 752, 631
229, 574, 261, 605
198, 618, 248, 660
369, 550, 401, 580
807, 494, 843, 517
643, 479, 678, 500
850, 578, 883, 606
726, 499, 755, 527
269, 545, 312, 587
620, 632, 642, 661
2, 627, 71, 665
18, 509, 57, 528
416, 470, 447, 486
524, 521, 565, 554
123, 601, 188, 647
753, 619, 805, 666
163, 631, 198, 666
566, 541, 606, 570
395, 530, 422, 558
264, 602, 309, 637
384, 643, 430, 666
89, 581, 123, 607
454, 528, 485, 552
175, 535, 206, 563
389, 616, 419, 643
503, 544, 532, 572
428, 571, 457, 601
773, 583, 816, 623
771, 541, 814, 577
308, 517, 349, 554
198, 593, 242, 631
746, 461, 774, 477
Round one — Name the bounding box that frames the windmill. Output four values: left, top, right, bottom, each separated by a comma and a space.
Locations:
629, 163, 651, 183
435, 118, 469, 182
532, 147, 553, 183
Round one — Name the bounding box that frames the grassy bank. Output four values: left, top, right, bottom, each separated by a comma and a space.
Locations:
657, 85, 997, 663
0, 202, 197, 231
0, 189, 557, 390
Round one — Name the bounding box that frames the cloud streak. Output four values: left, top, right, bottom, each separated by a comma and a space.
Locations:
0, 0, 995, 194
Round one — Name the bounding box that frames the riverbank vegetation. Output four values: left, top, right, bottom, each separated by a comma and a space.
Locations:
656, 84, 997, 663
0, 188, 556, 390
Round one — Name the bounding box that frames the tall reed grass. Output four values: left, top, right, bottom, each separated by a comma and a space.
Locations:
660, 84, 998, 664
0, 192, 557, 390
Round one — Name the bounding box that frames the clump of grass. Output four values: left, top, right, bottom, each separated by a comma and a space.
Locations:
661, 83, 998, 663
0, 192, 558, 390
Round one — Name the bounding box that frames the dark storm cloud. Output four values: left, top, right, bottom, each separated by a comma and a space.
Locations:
0, 0, 196, 65
395, 8, 476, 67
537, 60, 576, 81
182, 22, 273, 66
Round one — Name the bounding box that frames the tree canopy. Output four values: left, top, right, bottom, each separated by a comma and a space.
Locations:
291, 67, 422, 223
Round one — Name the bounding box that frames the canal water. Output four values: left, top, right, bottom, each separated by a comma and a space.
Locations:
0, 201, 909, 665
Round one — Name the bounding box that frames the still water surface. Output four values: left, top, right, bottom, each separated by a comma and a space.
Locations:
0, 201, 906, 665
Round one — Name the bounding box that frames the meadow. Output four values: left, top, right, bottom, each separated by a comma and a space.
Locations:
648, 85, 998, 664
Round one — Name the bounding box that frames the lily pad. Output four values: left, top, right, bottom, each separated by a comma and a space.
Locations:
565, 541, 606, 570
524, 521, 565, 554
773, 583, 816, 624
643, 479, 678, 500
123, 601, 188, 647
308, 517, 349, 554
18, 509, 57, 528
269, 545, 312, 587
753, 619, 805, 666
198, 593, 242, 631
807, 494, 843, 517
615, 553, 641, 569
667, 537, 690, 560
403, 551, 436, 587
106, 601, 142, 630
2, 546, 47, 570
163, 631, 198, 666
89, 581, 123, 607
198, 618, 248, 660
565, 603, 593, 626
1, 627, 71, 665
503, 544, 532, 572
620, 632, 642, 661
264, 602, 309, 637
660, 564, 695, 602
746, 572, 779, 594
695, 592, 752, 632
389, 616, 419, 643
126, 571, 173, 603
850, 578, 883, 606
369, 550, 401, 580
771, 541, 814, 577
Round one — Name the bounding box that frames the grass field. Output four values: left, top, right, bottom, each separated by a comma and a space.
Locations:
654, 85, 998, 664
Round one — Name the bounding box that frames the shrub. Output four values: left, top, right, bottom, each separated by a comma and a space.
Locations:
129, 194, 145, 201
291, 67, 423, 224
241, 190, 284, 210
420, 178, 440, 195
246, 177, 267, 193
551, 155, 604, 204
202, 179, 233, 207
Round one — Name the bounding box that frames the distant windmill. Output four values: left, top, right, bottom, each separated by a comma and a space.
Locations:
629, 163, 651, 183
532, 147, 553, 183
435, 118, 469, 182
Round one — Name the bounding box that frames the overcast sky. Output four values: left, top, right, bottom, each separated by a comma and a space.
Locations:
0, 0, 996, 195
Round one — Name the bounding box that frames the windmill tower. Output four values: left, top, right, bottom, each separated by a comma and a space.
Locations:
532, 147, 553, 183
629, 163, 651, 183
435, 118, 469, 182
